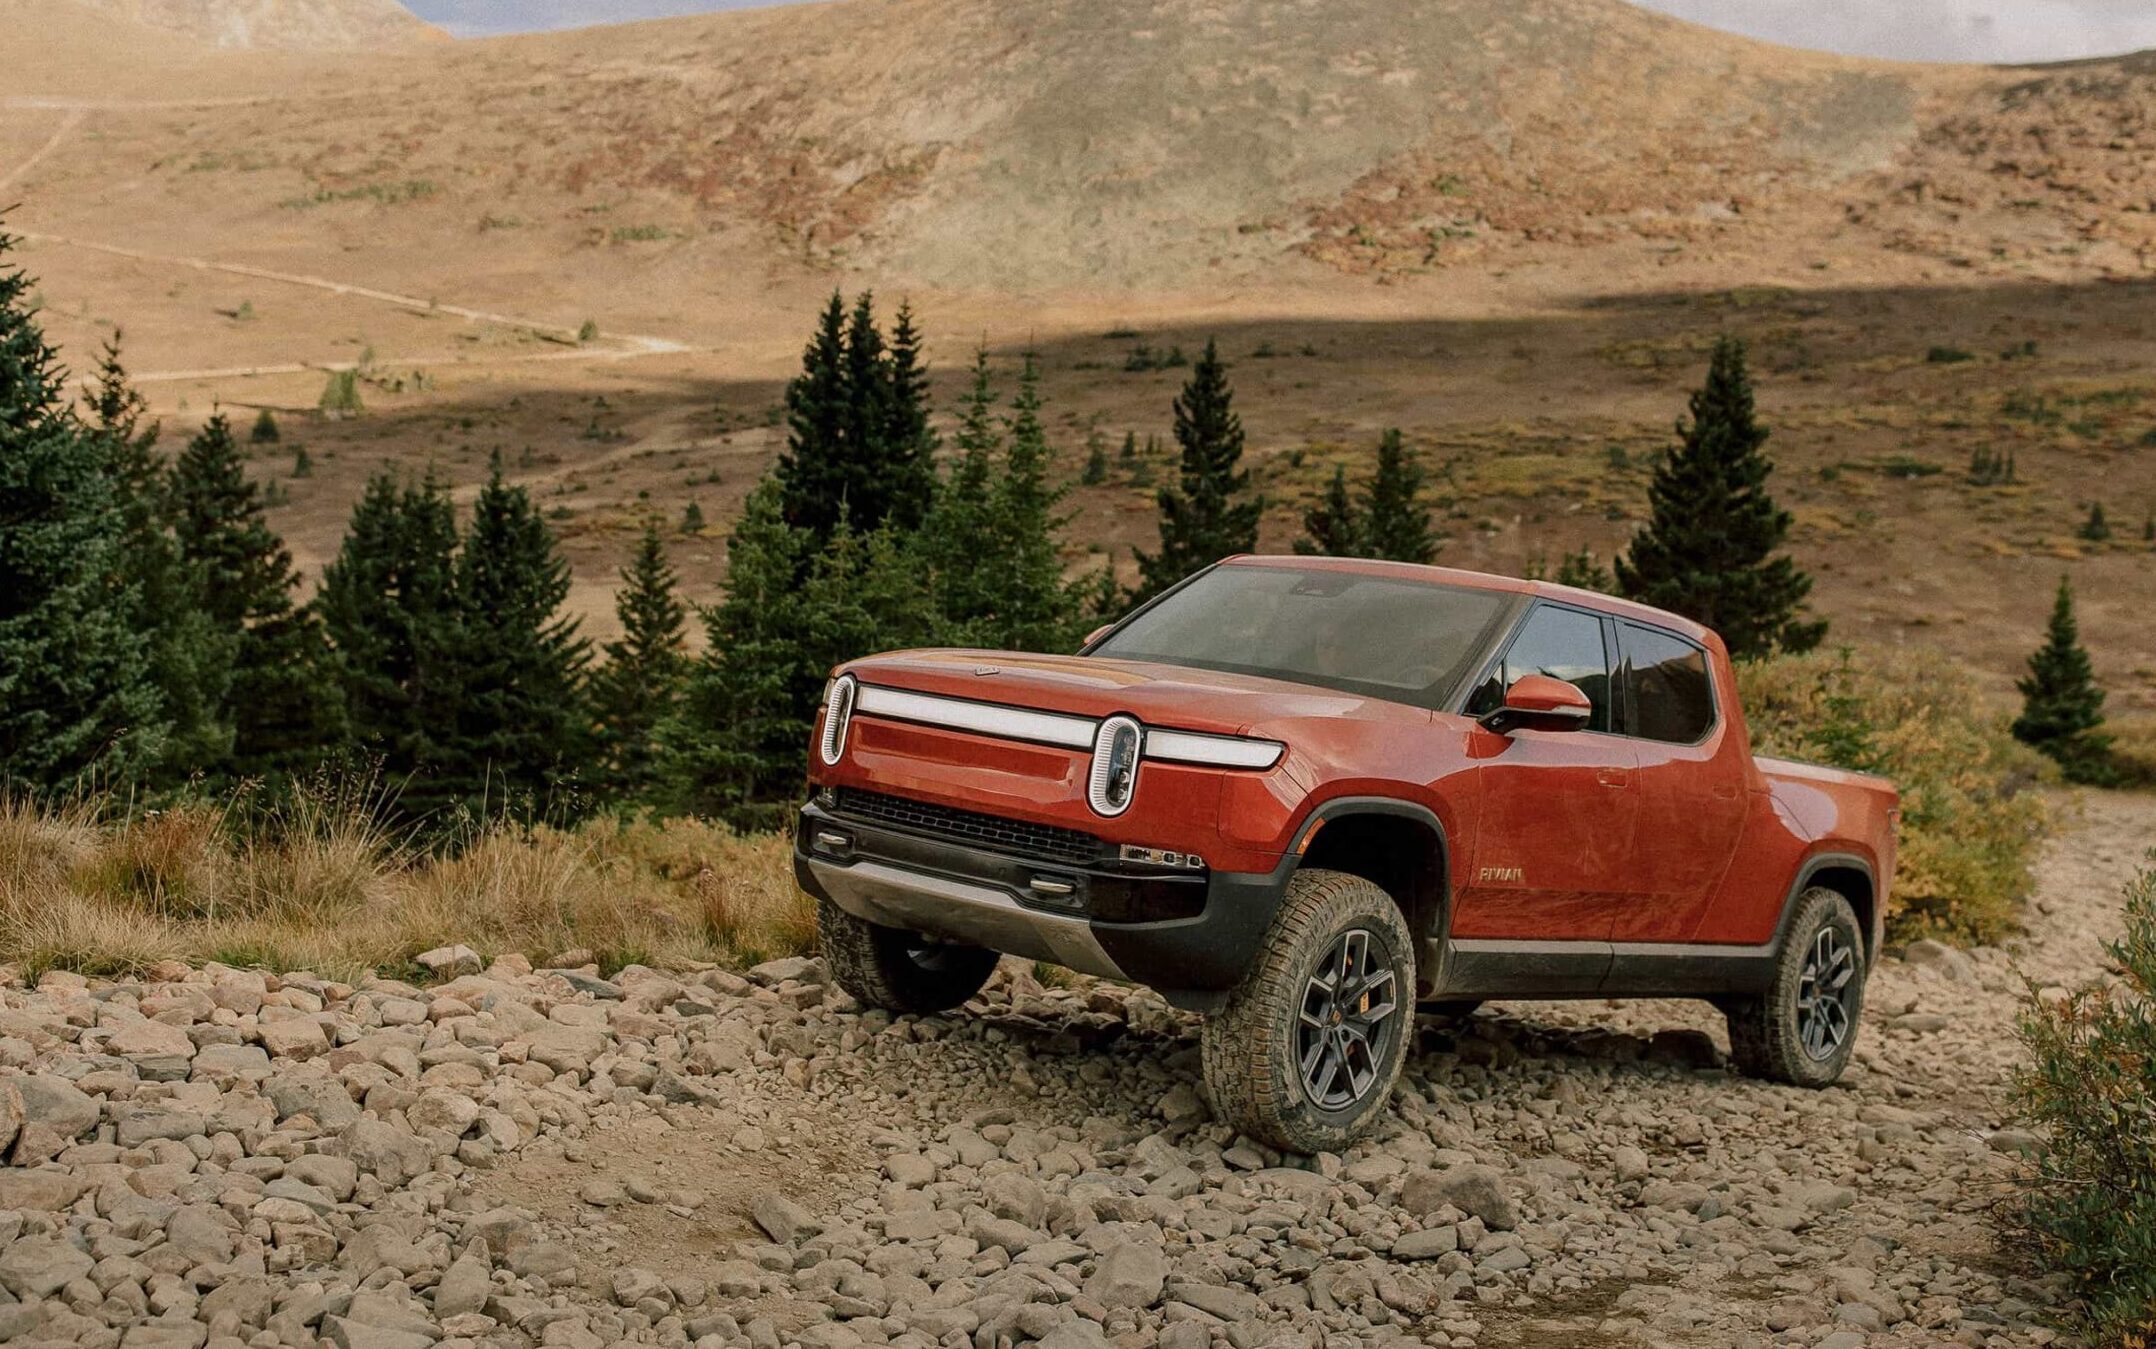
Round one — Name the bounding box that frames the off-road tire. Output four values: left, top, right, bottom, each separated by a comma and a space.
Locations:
817, 897, 1000, 1014
1725, 886, 1867, 1087
1202, 869, 1415, 1154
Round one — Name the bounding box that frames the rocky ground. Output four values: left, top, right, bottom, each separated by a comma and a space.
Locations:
0, 789, 2147, 1349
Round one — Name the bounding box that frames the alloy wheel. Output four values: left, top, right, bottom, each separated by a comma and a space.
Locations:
1296, 927, 1400, 1110
1795, 925, 1857, 1061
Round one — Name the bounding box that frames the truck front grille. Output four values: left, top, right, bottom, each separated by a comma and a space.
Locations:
831, 789, 1102, 866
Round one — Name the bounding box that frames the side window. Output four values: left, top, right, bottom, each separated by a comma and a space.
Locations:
1468, 605, 1613, 732
1622, 624, 1714, 744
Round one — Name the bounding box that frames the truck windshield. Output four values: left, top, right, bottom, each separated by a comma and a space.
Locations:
1090, 564, 1515, 708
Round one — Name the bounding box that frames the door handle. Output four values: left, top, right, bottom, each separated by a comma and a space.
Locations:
1595, 768, 1631, 789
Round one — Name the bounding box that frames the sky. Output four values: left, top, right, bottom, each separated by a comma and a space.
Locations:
402, 0, 2156, 64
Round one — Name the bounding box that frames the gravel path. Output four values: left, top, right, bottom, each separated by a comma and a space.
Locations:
0, 788, 2145, 1349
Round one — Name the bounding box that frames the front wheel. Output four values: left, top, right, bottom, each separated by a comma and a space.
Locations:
1724, 886, 1867, 1087
1202, 869, 1414, 1154
817, 897, 1000, 1014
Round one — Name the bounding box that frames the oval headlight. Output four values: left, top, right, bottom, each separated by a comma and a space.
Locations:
1088, 715, 1143, 817
818, 674, 858, 766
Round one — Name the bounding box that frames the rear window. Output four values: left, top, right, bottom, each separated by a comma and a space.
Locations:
1621, 623, 1715, 744
1089, 564, 1513, 708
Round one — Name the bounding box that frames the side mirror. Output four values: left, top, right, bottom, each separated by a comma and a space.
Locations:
1083, 623, 1114, 647
1479, 674, 1592, 735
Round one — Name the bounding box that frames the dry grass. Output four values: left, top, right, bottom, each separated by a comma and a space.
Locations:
0, 783, 809, 982
1739, 648, 2053, 944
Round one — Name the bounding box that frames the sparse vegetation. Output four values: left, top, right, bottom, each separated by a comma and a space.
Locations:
281, 179, 439, 210
318, 368, 364, 417
0, 783, 809, 981
2078, 502, 2112, 542
249, 407, 280, 443
1968, 445, 2016, 486
2016, 862, 2156, 1345
1739, 648, 2049, 943
1926, 345, 1975, 364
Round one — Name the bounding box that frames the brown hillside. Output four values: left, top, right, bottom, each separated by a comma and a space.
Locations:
66, 0, 442, 49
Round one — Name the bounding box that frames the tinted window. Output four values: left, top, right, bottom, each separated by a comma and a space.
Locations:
1089, 565, 1513, 709
1622, 624, 1714, 743
1468, 605, 1613, 732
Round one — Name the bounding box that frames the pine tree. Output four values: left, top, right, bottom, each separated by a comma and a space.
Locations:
166, 412, 345, 781
776, 293, 851, 537
2079, 502, 2111, 542
1082, 436, 1108, 486
1134, 338, 1260, 600
774, 292, 936, 540
250, 407, 280, 444
920, 348, 1001, 635
664, 484, 934, 828
2013, 575, 2115, 785
318, 471, 464, 817
1615, 337, 1824, 659
592, 520, 688, 801
448, 454, 593, 821
682, 500, 705, 535
980, 354, 1083, 650
82, 339, 235, 785
0, 231, 165, 790
1361, 428, 1438, 564
1296, 464, 1361, 556
881, 300, 938, 531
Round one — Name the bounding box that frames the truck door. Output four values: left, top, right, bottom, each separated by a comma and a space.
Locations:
1456, 602, 1638, 949
1613, 621, 1749, 942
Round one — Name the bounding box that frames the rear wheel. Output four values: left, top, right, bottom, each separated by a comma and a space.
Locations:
1725, 887, 1866, 1087
1202, 869, 1414, 1154
818, 897, 1000, 1014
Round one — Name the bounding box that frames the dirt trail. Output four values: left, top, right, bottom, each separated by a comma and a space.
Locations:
0, 106, 83, 195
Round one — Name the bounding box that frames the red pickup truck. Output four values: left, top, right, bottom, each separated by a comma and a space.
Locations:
797, 557, 1898, 1151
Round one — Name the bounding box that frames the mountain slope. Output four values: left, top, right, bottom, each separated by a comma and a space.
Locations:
66, 0, 442, 49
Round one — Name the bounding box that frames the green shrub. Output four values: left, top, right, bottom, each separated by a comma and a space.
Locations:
2016, 863, 2156, 1344
1737, 649, 2050, 943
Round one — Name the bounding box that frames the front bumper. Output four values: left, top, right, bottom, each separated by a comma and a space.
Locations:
793, 799, 1292, 1000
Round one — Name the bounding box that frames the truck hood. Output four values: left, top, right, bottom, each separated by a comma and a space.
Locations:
840, 649, 1428, 739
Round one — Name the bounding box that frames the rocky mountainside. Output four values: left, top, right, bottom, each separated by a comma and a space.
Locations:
4, 0, 2150, 289
63, 0, 441, 49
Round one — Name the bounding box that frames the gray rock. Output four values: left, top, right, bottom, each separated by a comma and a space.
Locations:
751, 1190, 813, 1243
321, 1315, 435, 1349
1391, 1226, 1459, 1259
1169, 1280, 1262, 1322
1034, 1321, 1110, 1349
0, 1236, 93, 1298
1902, 939, 1978, 983
265, 1072, 361, 1128
342, 1118, 434, 1187
982, 1172, 1048, 1228
116, 1106, 209, 1147
434, 1249, 492, 1318
1401, 1163, 1518, 1231
415, 944, 483, 978
1085, 1242, 1167, 1308
748, 957, 821, 986
11, 1074, 98, 1138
